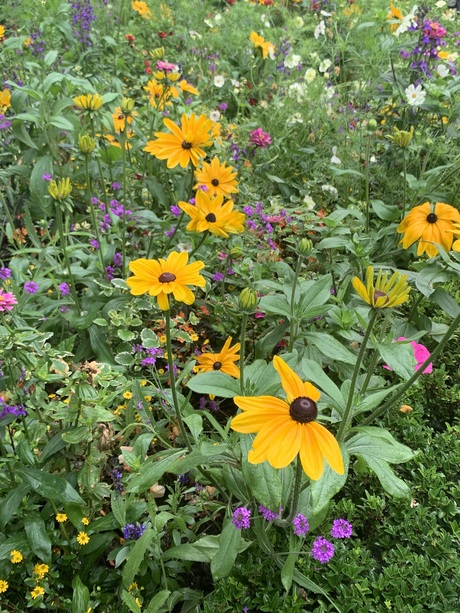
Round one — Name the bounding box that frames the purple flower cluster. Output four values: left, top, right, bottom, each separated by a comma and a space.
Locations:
0, 115, 12, 131
330, 518, 352, 539
111, 468, 124, 493
28, 29, 46, 58
105, 252, 123, 281
232, 507, 251, 530
311, 536, 335, 564
244, 201, 292, 251
198, 396, 219, 411
228, 141, 247, 165
132, 344, 164, 368
68, 0, 96, 46
24, 281, 39, 294
293, 513, 310, 537
58, 282, 71, 296
259, 504, 283, 522
123, 523, 146, 540
0, 399, 27, 420
0, 267, 11, 280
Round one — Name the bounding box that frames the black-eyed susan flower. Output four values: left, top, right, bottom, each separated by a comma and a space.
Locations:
126, 252, 205, 311
48, 178, 72, 201
231, 356, 344, 481
10, 550, 23, 563
195, 337, 240, 378
397, 202, 460, 258
144, 113, 213, 169
76, 531, 90, 545
144, 80, 172, 110
194, 158, 239, 198
112, 106, 137, 133
352, 266, 410, 308
73, 93, 104, 111
179, 191, 245, 238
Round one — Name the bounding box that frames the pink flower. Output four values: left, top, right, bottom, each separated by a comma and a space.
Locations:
384, 337, 432, 374
156, 61, 177, 73
0, 288, 17, 312
249, 128, 272, 148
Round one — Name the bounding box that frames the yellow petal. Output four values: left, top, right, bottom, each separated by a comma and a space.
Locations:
267, 420, 302, 469
309, 422, 344, 475
299, 424, 324, 480
273, 355, 305, 404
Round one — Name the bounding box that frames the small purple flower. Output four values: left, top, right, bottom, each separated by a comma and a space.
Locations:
90, 239, 99, 249
0, 267, 11, 280
232, 507, 251, 530
0, 116, 12, 131
249, 128, 272, 149
58, 282, 71, 296
258, 504, 282, 522
141, 357, 157, 367
330, 519, 352, 539
113, 252, 123, 267
212, 272, 224, 282
218, 102, 228, 111
170, 205, 181, 216
292, 513, 309, 536
123, 523, 146, 540
311, 536, 335, 564
111, 181, 121, 190
24, 281, 39, 294
0, 399, 27, 420
42, 173, 53, 181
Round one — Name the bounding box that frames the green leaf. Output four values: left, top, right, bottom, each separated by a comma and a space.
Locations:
281, 534, 298, 592
25, 515, 52, 563
259, 295, 291, 318
0, 484, 30, 530
430, 287, 460, 317
121, 590, 142, 613
305, 332, 356, 365
354, 386, 400, 415
48, 115, 74, 131
415, 265, 449, 298
241, 435, 282, 510
12, 119, 38, 149
377, 340, 415, 380
187, 371, 241, 398
144, 590, 171, 613
115, 351, 135, 366
44, 50, 59, 66
111, 493, 126, 528
72, 575, 90, 613
183, 414, 203, 441
162, 544, 211, 563
61, 427, 89, 445
362, 456, 411, 497
125, 450, 185, 493
299, 357, 345, 412
371, 199, 400, 221
17, 466, 85, 504
310, 448, 349, 516
296, 275, 332, 319
122, 528, 155, 588
210, 522, 241, 581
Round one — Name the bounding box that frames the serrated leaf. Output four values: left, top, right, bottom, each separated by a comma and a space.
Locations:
122, 528, 155, 588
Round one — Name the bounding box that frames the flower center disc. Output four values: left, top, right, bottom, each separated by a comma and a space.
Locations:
426, 213, 438, 224
159, 272, 176, 283
213, 361, 222, 370
373, 289, 388, 303
182, 140, 192, 150
211, 178, 219, 186
289, 397, 317, 423
205, 213, 217, 222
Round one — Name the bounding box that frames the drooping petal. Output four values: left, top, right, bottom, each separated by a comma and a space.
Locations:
309, 422, 344, 475
156, 292, 170, 311
273, 355, 306, 404
299, 424, 324, 480
267, 420, 302, 469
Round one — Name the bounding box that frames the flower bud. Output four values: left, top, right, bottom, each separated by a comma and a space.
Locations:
48, 178, 72, 201
238, 288, 259, 313
367, 118, 378, 131
296, 238, 313, 256
229, 246, 244, 259
78, 134, 96, 154
150, 46, 165, 59
120, 97, 135, 114
387, 126, 414, 148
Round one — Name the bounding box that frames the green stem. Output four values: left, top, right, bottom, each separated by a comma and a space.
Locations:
365, 134, 371, 234
402, 152, 407, 222
286, 456, 303, 524
288, 256, 304, 353
337, 309, 379, 442
239, 313, 249, 394
85, 157, 105, 274
188, 231, 209, 259
362, 312, 460, 426
56, 206, 80, 310
121, 134, 128, 278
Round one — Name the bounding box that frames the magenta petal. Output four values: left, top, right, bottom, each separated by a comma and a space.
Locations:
411, 341, 432, 374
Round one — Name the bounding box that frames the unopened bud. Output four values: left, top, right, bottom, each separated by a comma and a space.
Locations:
296, 238, 313, 256
150, 46, 165, 59
229, 246, 244, 259
387, 126, 414, 148
78, 134, 96, 154
120, 97, 135, 114
238, 288, 259, 313
367, 119, 378, 131
48, 178, 72, 201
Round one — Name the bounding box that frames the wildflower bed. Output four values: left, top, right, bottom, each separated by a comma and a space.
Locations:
0, 0, 459, 611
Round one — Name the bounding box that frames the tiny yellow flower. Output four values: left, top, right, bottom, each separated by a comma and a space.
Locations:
140, 379, 148, 387
82, 517, 90, 526
144, 395, 152, 402
190, 333, 199, 341
77, 531, 90, 545
0, 580, 8, 593
159, 335, 167, 344
30, 586, 45, 600
123, 391, 133, 400
10, 550, 23, 563
56, 513, 67, 523
33, 563, 49, 579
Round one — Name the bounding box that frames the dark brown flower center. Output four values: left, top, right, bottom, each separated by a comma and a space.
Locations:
159, 272, 176, 283
289, 397, 317, 424
182, 140, 192, 150
205, 213, 217, 222
211, 178, 219, 186
118, 114, 125, 120
213, 361, 222, 370
426, 213, 438, 224
373, 289, 388, 303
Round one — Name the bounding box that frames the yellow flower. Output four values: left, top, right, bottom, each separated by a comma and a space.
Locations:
352, 266, 410, 308
33, 563, 49, 579
56, 513, 68, 523
77, 531, 90, 545
132, 0, 152, 18
126, 252, 206, 311
451, 223, 460, 252
140, 379, 147, 386
397, 202, 460, 258
179, 190, 245, 238
194, 158, 239, 198
159, 335, 167, 344
250, 31, 275, 60
73, 93, 104, 111
144, 113, 214, 169
105, 131, 133, 150
0, 25, 5, 39
144, 80, 172, 110
387, 3, 404, 31
0, 580, 8, 593
195, 337, 240, 378
10, 550, 23, 563
190, 333, 199, 341
112, 106, 137, 133
231, 356, 344, 481
48, 178, 72, 201
30, 586, 45, 600
178, 79, 199, 96
0, 88, 11, 112
386, 126, 414, 148
123, 391, 133, 400
82, 517, 90, 526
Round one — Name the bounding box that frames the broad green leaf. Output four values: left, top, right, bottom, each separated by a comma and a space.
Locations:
259, 295, 292, 318
183, 414, 203, 441
187, 371, 241, 398
72, 575, 90, 613
281, 534, 297, 592
241, 435, 282, 511
310, 447, 349, 515
144, 590, 171, 613
121, 590, 141, 613
111, 493, 126, 528
377, 341, 415, 380
296, 275, 332, 319
210, 522, 241, 580
430, 287, 460, 317
363, 456, 411, 497
0, 484, 30, 529
305, 332, 357, 365
371, 199, 400, 221
162, 544, 211, 563
125, 450, 185, 493
122, 528, 155, 588
25, 515, 52, 563
415, 265, 449, 297
17, 466, 84, 504
61, 427, 89, 445
354, 386, 400, 415
299, 357, 345, 413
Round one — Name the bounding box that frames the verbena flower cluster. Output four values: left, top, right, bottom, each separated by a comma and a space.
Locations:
68, 0, 96, 46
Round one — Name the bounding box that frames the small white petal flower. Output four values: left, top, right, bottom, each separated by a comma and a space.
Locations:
314, 21, 326, 39
210, 110, 221, 122
304, 68, 316, 83
405, 83, 426, 107
214, 75, 225, 88
436, 64, 449, 78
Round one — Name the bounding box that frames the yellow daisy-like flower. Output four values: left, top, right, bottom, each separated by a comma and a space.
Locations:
33, 564, 49, 579
126, 252, 206, 311
30, 586, 45, 600
48, 178, 72, 202
132, 0, 152, 18
144, 80, 172, 110
82, 517, 90, 526
144, 113, 214, 169
177, 79, 199, 97
352, 266, 410, 308
397, 202, 460, 258
0, 88, 11, 112
0, 25, 5, 40
194, 158, 239, 198
56, 513, 67, 523
179, 190, 245, 238
77, 531, 90, 545
123, 391, 133, 399
0, 580, 8, 593
249, 31, 275, 60
112, 107, 137, 133
231, 356, 344, 481
450, 223, 460, 252
73, 93, 103, 111
195, 337, 240, 378
10, 550, 23, 563
387, 3, 403, 32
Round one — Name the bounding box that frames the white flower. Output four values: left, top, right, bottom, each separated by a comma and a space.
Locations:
286, 112, 303, 126
189, 30, 202, 40
405, 83, 426, 107
268, 46, 276, 60
394, 5, 418, 37
304, 68, 316, 83
261, 14, 271, 28
314, 20, 326, 39
325, 86, 335, 99
294, 17, 304, 28
214, 13, 222, 22
231, 79, 241, 87
319, 59, 332, 73
214, 75, 225, 88
370, 155, 377, 164
321, 184, 338, 198
436, 63, 449, 78
303, 195, 316, 210
435, 0, 446, 7
210, 110, 221, 122
288, 82, 306, 102
330, 146, 341, 165
285, 53, 302, 69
